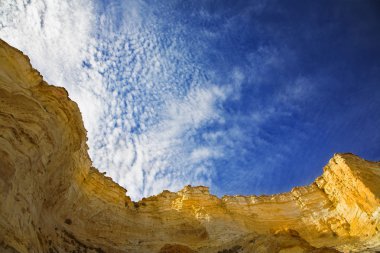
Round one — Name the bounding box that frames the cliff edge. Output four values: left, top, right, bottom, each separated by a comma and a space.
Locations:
0, 39, 379, 253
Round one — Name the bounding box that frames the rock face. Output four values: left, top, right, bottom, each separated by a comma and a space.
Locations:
0, 39, 379, 253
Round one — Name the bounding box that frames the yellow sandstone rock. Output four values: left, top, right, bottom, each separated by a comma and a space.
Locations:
0, 39, 379, 252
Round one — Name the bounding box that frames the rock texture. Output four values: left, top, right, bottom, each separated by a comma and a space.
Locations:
0, 38, 379, 253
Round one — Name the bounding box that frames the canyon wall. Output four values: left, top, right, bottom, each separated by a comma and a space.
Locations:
0, 39, 379, 253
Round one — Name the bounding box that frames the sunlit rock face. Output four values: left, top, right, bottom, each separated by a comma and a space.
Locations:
0, 39, 379, 253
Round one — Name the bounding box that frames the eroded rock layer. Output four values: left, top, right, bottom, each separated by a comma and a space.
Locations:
0, 39, 379, 253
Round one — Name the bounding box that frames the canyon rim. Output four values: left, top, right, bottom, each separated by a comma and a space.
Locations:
0, 39, 380, 252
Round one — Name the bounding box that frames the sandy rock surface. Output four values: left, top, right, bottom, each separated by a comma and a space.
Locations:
0, 39, 379, 253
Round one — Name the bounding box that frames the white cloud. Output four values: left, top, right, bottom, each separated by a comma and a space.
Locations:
137, 86, 227, 196
1, 0, 318, 200
0, 0, 235, 200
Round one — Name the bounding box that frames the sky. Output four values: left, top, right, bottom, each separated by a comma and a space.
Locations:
1, 0, 379, 200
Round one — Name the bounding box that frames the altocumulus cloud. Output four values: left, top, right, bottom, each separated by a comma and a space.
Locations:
4, 0, 373, 200
0, 0, 237, 200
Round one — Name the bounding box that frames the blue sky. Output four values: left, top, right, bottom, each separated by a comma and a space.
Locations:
1, 0, 379, 199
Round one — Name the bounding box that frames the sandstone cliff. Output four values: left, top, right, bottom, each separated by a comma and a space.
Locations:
0, 39, 379, 253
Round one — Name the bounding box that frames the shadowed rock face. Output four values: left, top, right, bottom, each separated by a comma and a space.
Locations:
0, 38, 379, 253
